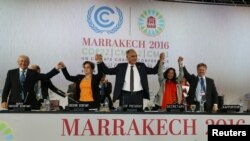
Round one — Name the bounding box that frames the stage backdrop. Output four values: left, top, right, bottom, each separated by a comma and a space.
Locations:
0, 0, 250, 106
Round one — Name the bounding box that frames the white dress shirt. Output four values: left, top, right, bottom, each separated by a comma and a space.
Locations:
122, 64, 143, 92
19, 68, 27, 78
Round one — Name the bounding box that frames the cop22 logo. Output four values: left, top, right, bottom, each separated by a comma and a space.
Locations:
138, 10, 165, 37
87, 5, 123, 34
0, 121, 15, 141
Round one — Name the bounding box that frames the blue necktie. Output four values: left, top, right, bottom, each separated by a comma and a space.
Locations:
200, 78, 205, 92
20, 70, 26, 100
20, 71, 26, 85
200, 78, 206, 102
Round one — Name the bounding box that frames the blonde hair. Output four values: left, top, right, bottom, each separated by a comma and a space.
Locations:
30, 64, 40, 71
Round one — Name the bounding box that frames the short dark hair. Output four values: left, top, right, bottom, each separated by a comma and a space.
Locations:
83, 61, 95, 70
197, 63, 207, 69
163, 67, 177, 82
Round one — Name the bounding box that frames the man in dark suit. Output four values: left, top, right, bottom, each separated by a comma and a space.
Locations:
96, 49, 164, 108
180, 57, 218, 112
99, 74, 114, 109
1, 55, 62, 109
30, 64, 66, 104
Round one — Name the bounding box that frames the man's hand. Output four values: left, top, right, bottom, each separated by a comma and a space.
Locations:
95, 54, 103, 63
59, 62, 66, 68
178, 56, 184, 66
1, 102, 8, 109
55, 62, 65, 70
212, 104, 218, 113
159, 53, 165, 63
65, 93, 72, 97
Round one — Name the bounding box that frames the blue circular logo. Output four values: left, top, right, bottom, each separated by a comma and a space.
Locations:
87, 5, 123, 34
0, 121, 15, 141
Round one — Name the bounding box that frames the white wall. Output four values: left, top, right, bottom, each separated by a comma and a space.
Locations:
0, 0, 250, 106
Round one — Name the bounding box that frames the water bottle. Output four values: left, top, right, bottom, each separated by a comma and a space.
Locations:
183, 99, 187, 112
200, 101, 204, 112
199, 95, 206, 112
45, 96, 50, 111
36, 93, 42, 101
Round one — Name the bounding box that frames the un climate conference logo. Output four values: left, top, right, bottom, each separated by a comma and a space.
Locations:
138, 10, 165, 36
87, 5, 123, 34
0, 121, 15, 141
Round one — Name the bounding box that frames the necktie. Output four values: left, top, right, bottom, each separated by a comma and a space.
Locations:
200, 77, 205, 92
200, 78, 206, 102
130, 66, 134, 92
20, 70, 26, 100
20, 70, 26, 85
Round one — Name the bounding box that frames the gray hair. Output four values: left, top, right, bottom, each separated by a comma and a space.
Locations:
126, 49, 136, 55
17, 55, 30, 64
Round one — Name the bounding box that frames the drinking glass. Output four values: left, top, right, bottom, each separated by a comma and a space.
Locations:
190, 104, 196, 112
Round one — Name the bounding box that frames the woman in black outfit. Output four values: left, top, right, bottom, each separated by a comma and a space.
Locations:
60, 61, 103, 109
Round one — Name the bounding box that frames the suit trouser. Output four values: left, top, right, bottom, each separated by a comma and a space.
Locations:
100, 94, 113, 108
120, 90, 143, 107
193, 101, 207, 112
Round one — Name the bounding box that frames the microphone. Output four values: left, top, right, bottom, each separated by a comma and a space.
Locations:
68, 96, 79, 104
24, 92, 29, 103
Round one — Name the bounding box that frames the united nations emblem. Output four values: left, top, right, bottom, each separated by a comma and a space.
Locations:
87, 5, 123, 34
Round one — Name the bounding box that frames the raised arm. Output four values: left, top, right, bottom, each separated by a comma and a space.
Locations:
183, 66, 193, 82
157, 53, 165, 83
146, 53, 165, 74
158, 61, 164, 84
96, 61, 104, 82
60, 62, 80, 83
146, 61, 160, 74
46, 79, 66, 98
176, 56, 184, 83
96, 54, 117, 75
35, 63, 62, 81
180, 57, 193, 82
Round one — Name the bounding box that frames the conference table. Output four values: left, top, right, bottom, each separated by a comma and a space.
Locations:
0, 110, 249, 141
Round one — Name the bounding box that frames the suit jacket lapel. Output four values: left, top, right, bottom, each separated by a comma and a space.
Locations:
25, 69, 29, 82
195, 76, 199, 88
136, 63, 143, 78
121, 63, 128, 80
16, 69, 22, 88
205, 78, 209, 94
